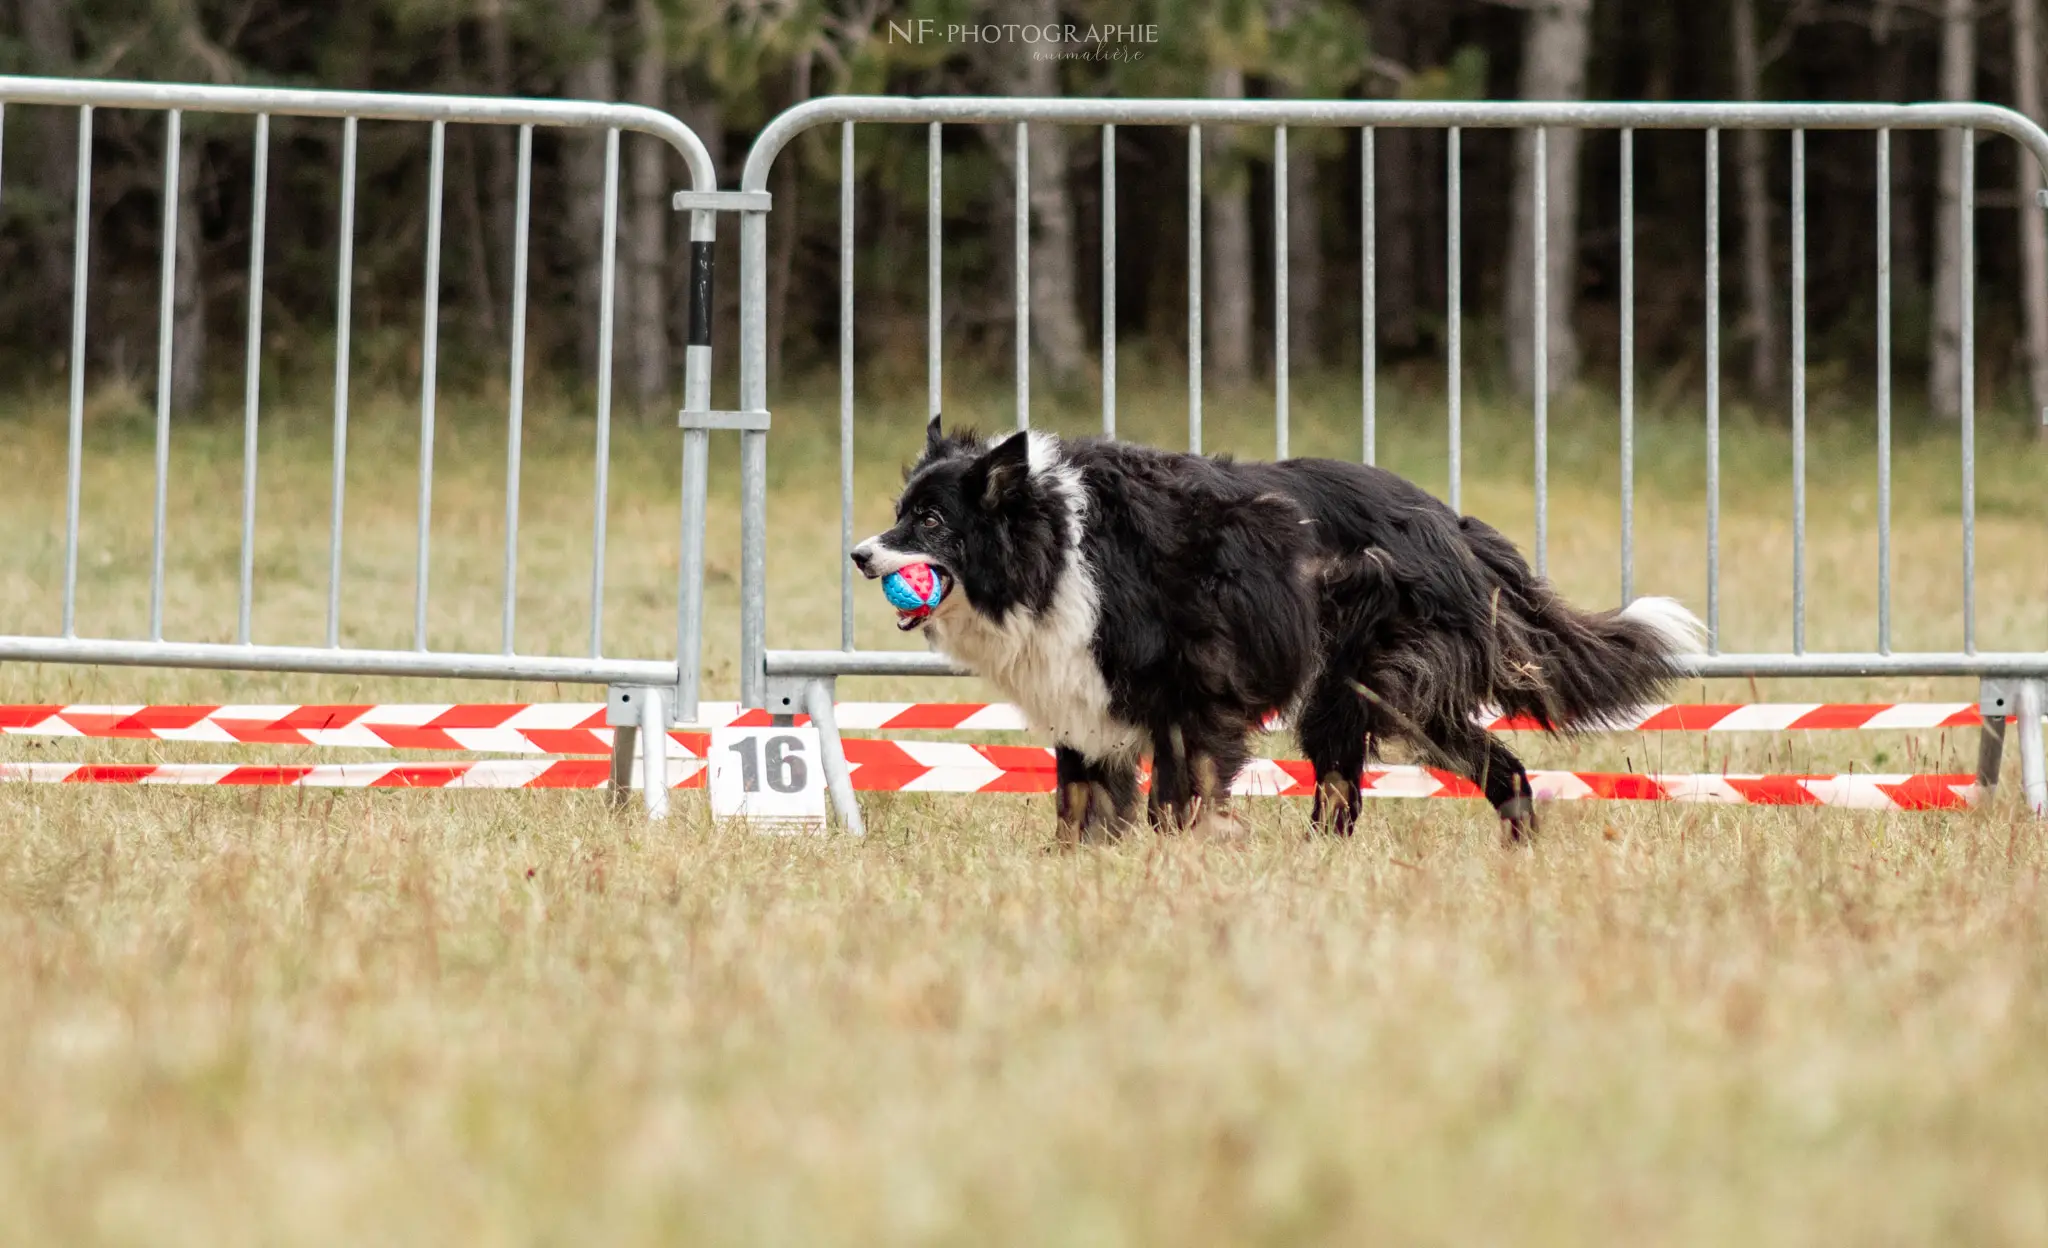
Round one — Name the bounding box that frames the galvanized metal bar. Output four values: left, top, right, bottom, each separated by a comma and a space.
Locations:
739, 203, 770, 708
743, 98, 2048, 179
0, 75, 717, 190
1961, 130, 1977, 654
238, 113, 269, 646
1705, 128, 1722, 652
675, 413, 710, 714
589, 127, 620, 658
1015, 121, 1029, 431
502, 123, 533, 656
840, 121, 855, 651
1102, 123, 1116, 437
1275, 126, 1290, 460
1447, 126, 1462, 512
1534, 127, 1549, 578
1792, 130, 1808, 654
1620, 128, 1636, 605
928, 121, 941, 422
1362, 126, 1376, 466
149, 109, 181, 643
1188, 125, 1203, 454
0, 635, 681, 683
1876, 129, 1893, 654
327, 115, 356, 649
63, 106, 91, 640
414, 119, 446, 653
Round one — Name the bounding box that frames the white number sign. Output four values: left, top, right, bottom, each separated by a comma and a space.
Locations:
709, 725, 828, 831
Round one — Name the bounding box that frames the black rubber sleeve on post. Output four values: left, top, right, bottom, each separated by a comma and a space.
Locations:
687, 239, 714, 348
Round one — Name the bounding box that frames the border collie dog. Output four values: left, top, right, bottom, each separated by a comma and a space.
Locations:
852, 417, 1705, 844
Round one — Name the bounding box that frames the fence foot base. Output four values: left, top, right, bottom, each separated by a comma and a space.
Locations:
1976, 679, 2011, 806
607, 723, 638, 812
607, 685, 671, 822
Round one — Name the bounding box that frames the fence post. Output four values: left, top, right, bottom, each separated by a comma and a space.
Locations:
805, 677, 865, 834
2018, 680, 2047, 816
675, 204, 717, 725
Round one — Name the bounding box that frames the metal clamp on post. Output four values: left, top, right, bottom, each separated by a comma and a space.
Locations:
672, 190, 772, 214
678, 409, 771, 432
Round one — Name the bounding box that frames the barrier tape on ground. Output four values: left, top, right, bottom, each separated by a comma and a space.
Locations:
0, 750, 1977, 810
0, 701, 1995, 755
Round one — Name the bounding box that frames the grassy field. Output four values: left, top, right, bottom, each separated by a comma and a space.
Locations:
1, 366, 2046, 1243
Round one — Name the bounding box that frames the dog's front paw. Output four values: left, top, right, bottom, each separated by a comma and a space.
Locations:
1497, 795, 1538, 846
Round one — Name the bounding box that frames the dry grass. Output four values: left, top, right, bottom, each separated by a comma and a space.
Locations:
1, 371, 2046, 1244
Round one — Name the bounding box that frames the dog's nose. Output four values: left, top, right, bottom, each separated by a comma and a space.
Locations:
850, 543, 874, 576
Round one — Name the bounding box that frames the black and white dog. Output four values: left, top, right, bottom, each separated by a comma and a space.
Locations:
852, 417, 1704, 844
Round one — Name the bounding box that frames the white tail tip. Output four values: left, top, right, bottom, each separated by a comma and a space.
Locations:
1621, 596, 1708, 656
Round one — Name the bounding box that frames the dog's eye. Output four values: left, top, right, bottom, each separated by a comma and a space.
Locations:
920, 513, 940, 531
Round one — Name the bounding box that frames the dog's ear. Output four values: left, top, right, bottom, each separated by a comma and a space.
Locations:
925, 412, 943, 455
975, 432, 1032, 510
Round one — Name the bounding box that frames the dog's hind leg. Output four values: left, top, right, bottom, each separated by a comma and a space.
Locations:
1148, 715, 1252, 840
1089, 757, 1142, 839
1146, 724, 1188, 831
1297, 675, 1374, 836
1422, 716, 1539, 843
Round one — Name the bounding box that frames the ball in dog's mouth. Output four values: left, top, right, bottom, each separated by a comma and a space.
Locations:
881, 562, 950, 630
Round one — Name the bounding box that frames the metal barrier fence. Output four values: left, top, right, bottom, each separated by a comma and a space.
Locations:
0, 75, 743, 816
734, 97, 2048, 830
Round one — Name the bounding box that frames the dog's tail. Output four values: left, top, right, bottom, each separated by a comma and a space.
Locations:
1458, 518, 1706, 731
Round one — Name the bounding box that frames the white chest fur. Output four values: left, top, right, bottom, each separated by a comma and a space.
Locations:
927, 564, 1146, 763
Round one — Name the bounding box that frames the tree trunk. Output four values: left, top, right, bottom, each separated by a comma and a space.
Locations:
478, 0, 518, 316
1274, 0, 1322, 370
2012, 0, 2048, 437
628, 0, 670, 410
1505, 0, 1589, 396
561, 0, 616, 375
986, 0, 1086, 387
1931, 0, 1976, 422
1367, 0, 1442, 356
170, 131, 206, 410
767, 50, 811, 385
19, 0, 76, 351
1283, 121, 1322, 370
1732, 0, 1780, 398
446, 28, 498, 341
1876, 9, 1921, 344
1205, 65, 1255, 385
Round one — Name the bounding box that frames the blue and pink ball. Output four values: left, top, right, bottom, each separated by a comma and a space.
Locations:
882, 562, 946, 618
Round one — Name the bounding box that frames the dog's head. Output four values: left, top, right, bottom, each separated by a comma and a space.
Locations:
851, 414, 1070, 632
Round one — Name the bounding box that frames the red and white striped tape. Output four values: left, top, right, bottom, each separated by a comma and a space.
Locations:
0, 742, 1978, 810
0, 700, 1994, 755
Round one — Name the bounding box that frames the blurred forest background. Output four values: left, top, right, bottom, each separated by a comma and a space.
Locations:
3, 0, 2047, 433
